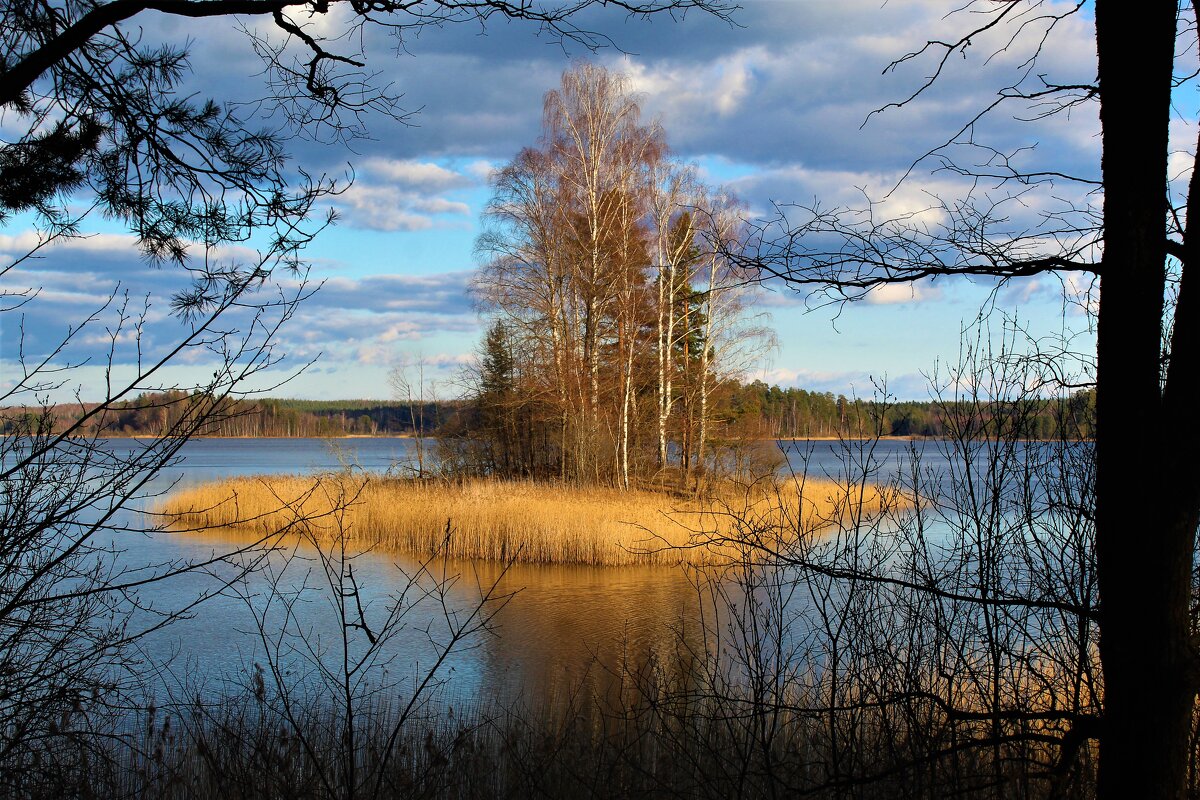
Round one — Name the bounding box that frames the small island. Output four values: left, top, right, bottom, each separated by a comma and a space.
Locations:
160, 472, 903, 567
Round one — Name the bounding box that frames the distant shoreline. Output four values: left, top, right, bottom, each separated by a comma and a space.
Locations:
73, 433, 929, 442
0, 433, 425, 440
100, 433, 425, 440
15, 433, 1064, 443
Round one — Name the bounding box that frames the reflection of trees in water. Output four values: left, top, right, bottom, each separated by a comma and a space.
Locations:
465, 559, 705, 709
126, 528, 708, 709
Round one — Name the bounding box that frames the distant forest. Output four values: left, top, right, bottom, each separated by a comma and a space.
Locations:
3, 381, 1095, 440
0, 392, 460, 438
723, 381, 1096, 440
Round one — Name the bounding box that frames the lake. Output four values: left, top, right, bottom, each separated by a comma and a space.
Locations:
105, 437, 955, 710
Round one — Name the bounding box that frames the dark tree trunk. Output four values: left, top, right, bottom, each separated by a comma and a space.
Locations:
1094, 2, 1196, 798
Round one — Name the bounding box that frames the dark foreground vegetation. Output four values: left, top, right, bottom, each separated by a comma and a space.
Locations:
25, 672, 1097, 800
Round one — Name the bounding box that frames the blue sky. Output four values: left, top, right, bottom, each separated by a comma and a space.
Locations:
2, 1, 1126, 402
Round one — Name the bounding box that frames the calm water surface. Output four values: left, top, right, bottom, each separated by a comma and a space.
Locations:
110, 437, 949, 707
111, 438, 706, 707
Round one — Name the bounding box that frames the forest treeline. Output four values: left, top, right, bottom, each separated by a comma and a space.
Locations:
0, 392, 459, 438
1, 380, 1092, 440
723, 381, 1097, 440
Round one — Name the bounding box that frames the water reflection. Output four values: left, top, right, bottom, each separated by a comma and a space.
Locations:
464, 559, 702, 707
136, 522, 704, 712
110, 437, 951, 708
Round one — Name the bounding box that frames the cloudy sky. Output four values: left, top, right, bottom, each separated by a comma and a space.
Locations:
2, 1, 1125, 402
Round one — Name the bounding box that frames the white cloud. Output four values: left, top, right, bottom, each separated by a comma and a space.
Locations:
411, 197, 471, 216
362, 158, 472, 189
465, 160, 496, 182
0, 231, 140, 257
752, 365, 932, 400
0, 231, 52, 253
426, 352, 475, 367
0, 230, 263, 266
625, 46, 765, 123
864, 282, 942, 306
335, 185, 438, 231
334, 161, 476, 231
377, 320, 423, 343
355, 343, 393, 365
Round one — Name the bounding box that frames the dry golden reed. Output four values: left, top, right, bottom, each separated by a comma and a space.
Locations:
158, 475, 903, 567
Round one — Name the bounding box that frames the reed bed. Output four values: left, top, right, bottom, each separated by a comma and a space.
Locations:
158, 475, 903, 567
93, 674, 1084, 800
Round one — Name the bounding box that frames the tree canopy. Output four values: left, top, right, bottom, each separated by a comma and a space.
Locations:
468, 63, 772, 488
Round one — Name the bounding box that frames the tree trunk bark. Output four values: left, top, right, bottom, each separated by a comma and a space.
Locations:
697, 256, 719, 492
657, 253, 672, 469
1094, 3, 1195, 798
620, 317, 634, 490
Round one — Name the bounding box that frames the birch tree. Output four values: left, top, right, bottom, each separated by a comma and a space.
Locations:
544, 64, 662, 477
474, 63, 769, 488
648, 161, 701, 470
